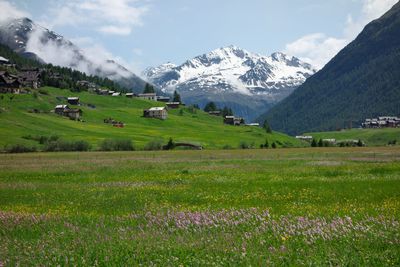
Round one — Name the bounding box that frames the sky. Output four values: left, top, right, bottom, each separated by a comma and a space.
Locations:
0, 0, 398, 73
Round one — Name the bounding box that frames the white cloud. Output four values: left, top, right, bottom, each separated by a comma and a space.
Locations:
285, 0, 398, 69
43, 0, 149, 36
345, 0, 398, 38
99, 26, 132, 36
26, 29, 136, 79
0, 0, 30, 23
285, 33, 347, 69
132, 48, 143, 56
0, 0, 145, 79
71, 37, 144, 74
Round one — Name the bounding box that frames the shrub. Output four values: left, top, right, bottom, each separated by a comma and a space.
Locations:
187, 106, 197, 114
144, 139, 164, 151
264, 139, 269, 149
222, 144, 232, 150
5, 144, 37, 153
38, 89, 49, 95
44, 139, 90, 152
99, 138, 134, 151
271, 142, 277, 149
73, 140, 91, 151
22, 134, 60, 144
388, 140, 397, 146
239, 141, 249, 149
163, 138, 175, 150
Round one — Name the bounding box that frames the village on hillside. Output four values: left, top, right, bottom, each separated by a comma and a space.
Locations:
1, 55, 260, 127
362, 116, 400, 128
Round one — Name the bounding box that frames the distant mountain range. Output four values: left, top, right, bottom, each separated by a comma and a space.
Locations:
0, 17, 147, 93
260, 1, 400, 135
144, 46, 316, 121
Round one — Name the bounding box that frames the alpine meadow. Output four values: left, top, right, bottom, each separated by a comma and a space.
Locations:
0, 0, 399, 266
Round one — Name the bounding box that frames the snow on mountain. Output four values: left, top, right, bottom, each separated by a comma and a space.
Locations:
144, 45, 315, 98
143, 45, 316, 121
0, 17, 147, 93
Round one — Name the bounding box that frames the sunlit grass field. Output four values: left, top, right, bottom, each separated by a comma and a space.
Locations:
0, 147, 399, 265
0, 87, 302, 150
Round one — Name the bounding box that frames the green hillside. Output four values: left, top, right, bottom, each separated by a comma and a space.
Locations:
305, 128, 400, 147
261, 2, 400, 135
0, 87, 302, 150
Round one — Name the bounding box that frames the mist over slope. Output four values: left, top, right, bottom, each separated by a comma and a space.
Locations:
0, 17, 148, 93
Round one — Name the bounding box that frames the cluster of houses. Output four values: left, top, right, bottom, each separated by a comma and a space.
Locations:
76, 80, 99, 91
50, 86, 181, 122
0, 69, 42, 93
362, 116, 400, 128
223, 116, 258, 126
90, 89, 171, 102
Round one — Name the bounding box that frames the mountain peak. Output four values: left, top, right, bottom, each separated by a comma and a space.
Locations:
0, 16, 148, 93
271, 52, 288, 61
144, 46, 317, 121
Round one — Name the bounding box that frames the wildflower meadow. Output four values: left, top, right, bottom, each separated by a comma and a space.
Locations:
0, 147, 399, 265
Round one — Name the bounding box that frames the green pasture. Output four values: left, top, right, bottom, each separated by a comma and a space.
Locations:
0, 147, 399, 265
0, 87, 302, 150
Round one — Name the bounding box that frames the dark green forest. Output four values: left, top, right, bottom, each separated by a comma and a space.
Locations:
260, 2, 400, 135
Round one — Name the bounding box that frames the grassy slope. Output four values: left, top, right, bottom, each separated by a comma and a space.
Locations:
305, 128, 400, 146
0, 87, 303, 149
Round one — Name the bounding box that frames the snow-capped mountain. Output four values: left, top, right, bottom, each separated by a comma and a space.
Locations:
144, 45, 316, 121
0, 17, 147, 93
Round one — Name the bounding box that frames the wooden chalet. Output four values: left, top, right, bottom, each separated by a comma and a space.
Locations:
54, 105, 82, 120
125, 93, 136, 98
0, 71, 22, 93
138, 93, 157, 101
224, 115, 243, 126
156, 96, 170, 102
208, 111, 221, 116
143, 107, 168, 120
67, 97, 80, 105
166, 102, 180, 109
19, 69, 42, 89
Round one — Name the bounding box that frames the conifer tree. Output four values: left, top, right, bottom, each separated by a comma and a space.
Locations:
204, 102, 217, 112
173, 90, 181, 103
143, 83, 155, 94
311, 139, 317, 147
318, 139, 324, 147
263, 120, 272, 133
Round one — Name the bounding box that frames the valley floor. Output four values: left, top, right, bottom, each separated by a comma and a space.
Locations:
0, 147, 399, 265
